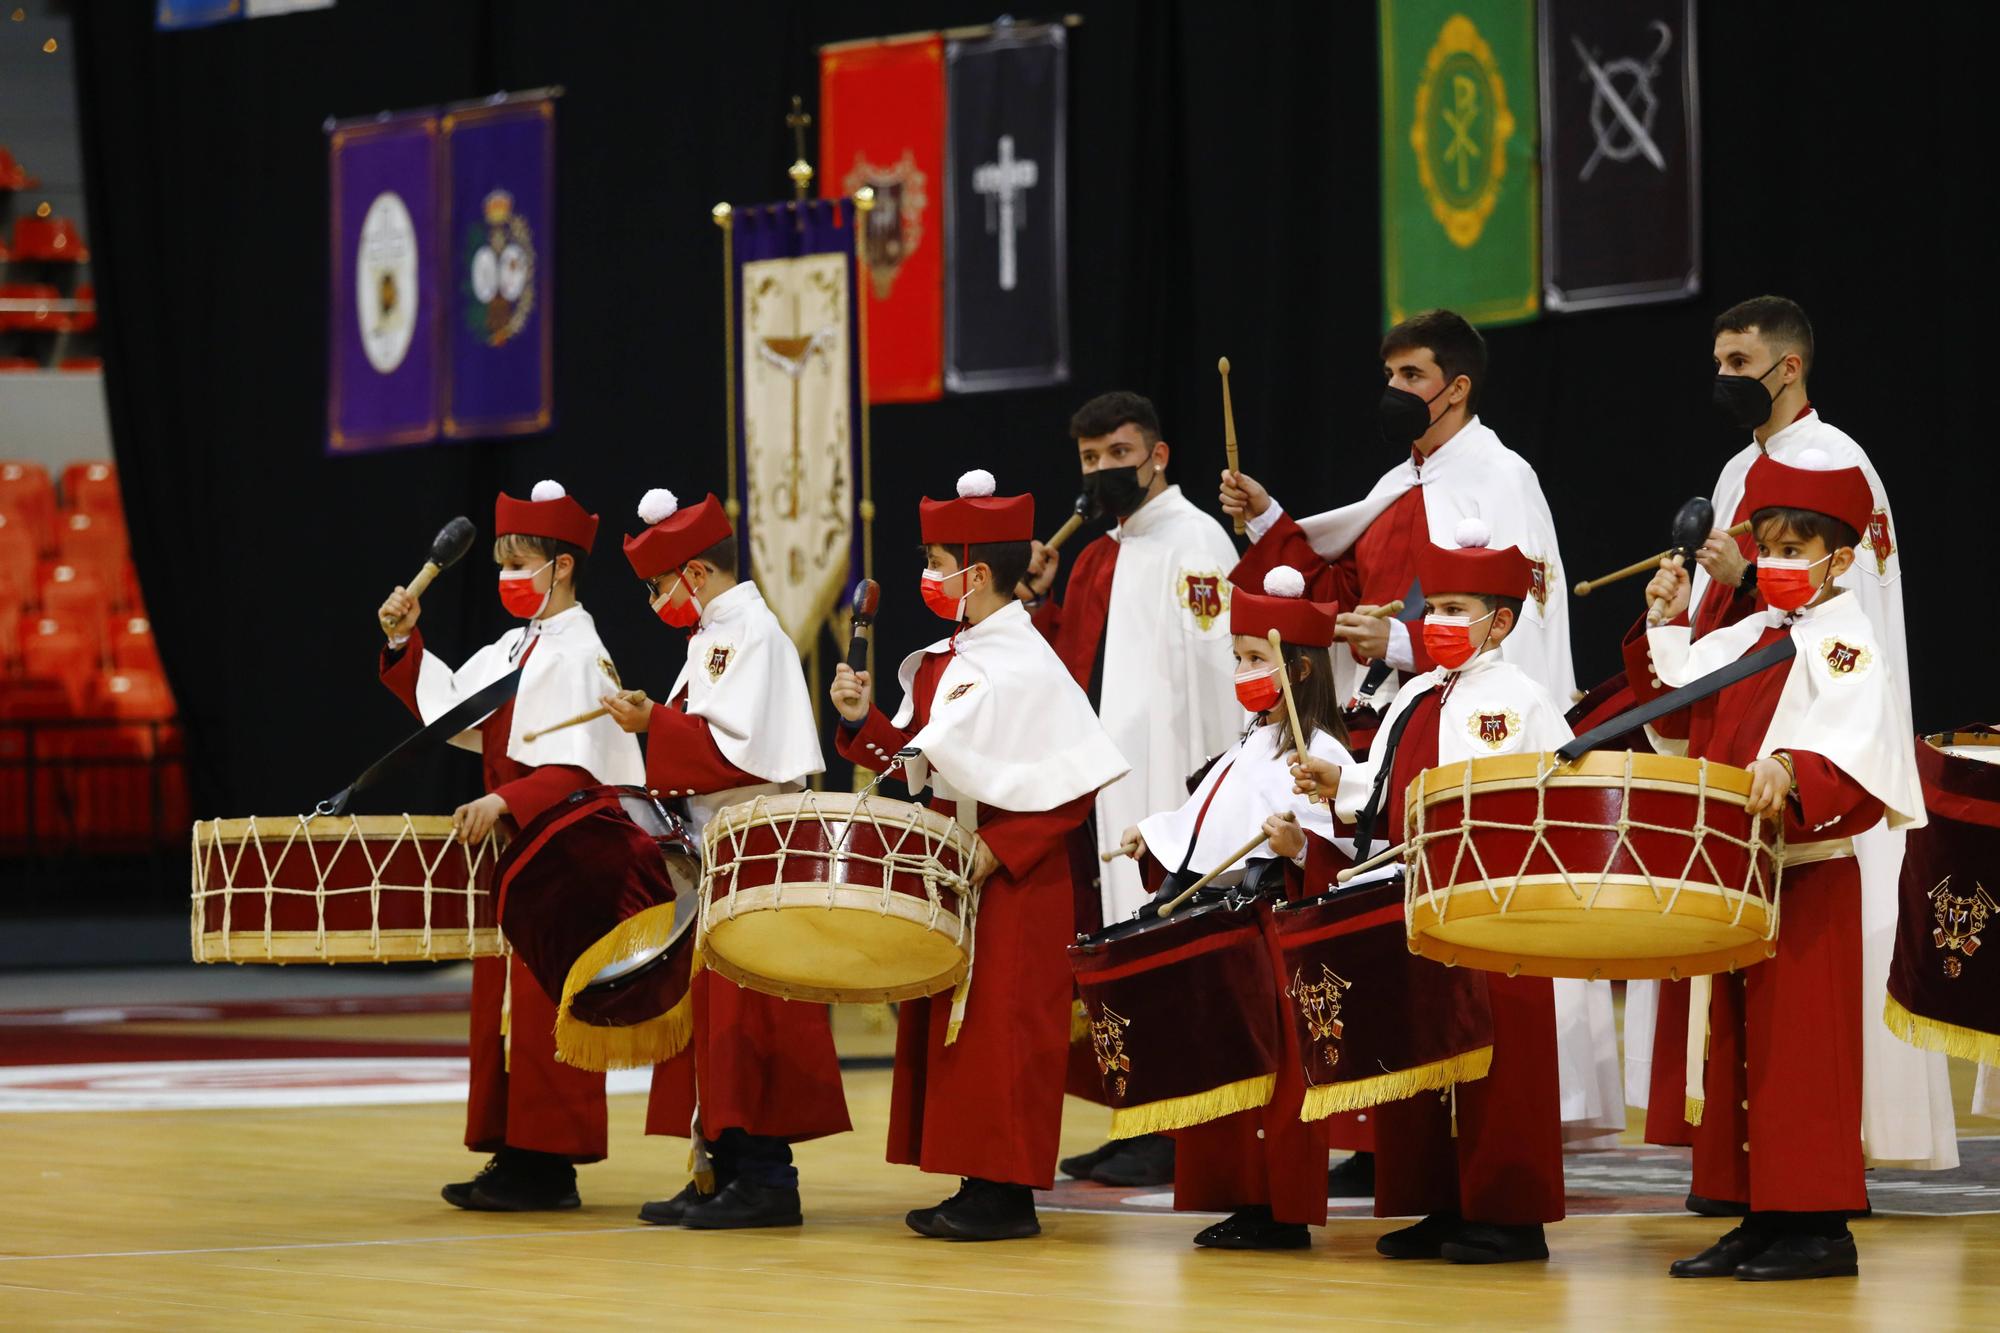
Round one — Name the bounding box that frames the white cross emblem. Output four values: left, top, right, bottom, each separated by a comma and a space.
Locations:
972, 134, 1038, 292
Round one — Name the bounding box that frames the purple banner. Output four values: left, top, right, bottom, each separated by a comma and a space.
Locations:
327, 111, 440, 453
441, 95, 556, 439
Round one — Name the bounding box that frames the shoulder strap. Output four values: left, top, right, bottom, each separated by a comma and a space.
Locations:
317, 667, 524, 816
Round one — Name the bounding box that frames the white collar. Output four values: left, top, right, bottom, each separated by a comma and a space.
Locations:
1441, 645, 1506, 685
1758, 408, 1820, 453
697, 580, 758, 631
959, 597, 1029, 642
1763, 587, 1847, 629
1112, 483, 1186, 542
528, 603, 587, 636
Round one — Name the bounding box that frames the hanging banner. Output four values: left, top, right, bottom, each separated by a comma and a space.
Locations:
327, 110, 440, 454
944, 22, 1069, 394
729, 200, 864, 651
1380, 0, 1539, 328
1540, 0, 1699, 311
441, 92, 556, 440
156, 0, 242, 28
819, 34, 946, 404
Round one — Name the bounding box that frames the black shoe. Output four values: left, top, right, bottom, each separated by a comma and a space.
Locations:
462, 1150, 580, 1212
1686, 1192, 1750, 1217
441, 1155, 503, 1209
1058, 1139, 1126, 1181
1734, 1232, 1858, 1281
680, 1177, 803, 1230
1375, 1211, 1463, 1259
1326, 1152, 1375, 1199
638, 1180, 716, 1226
1440, 1221, 1549, 1265
1669, 1226, 1776, 1278
1193, 1205, 1311, 1251
1090, 1134, 1175, 1187
910, 1178, 1041, 1241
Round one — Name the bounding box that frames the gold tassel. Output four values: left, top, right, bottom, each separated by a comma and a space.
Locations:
1070, 998, 1090, 1045
687, 1105, 716, 1195
1298, 1046, 1494, 1123
547, 906, 695, 1072
1106, 1073, 1276, 1139
1883, 993, 2000, 1066
1684, 1095, 1706, 1126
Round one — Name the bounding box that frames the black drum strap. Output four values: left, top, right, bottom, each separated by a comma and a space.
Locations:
315, 668, 524, 816
1352, 685, 1437, 864
1555, 634, 1797, 764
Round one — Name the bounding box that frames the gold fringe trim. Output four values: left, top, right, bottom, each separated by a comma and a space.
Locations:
1298, 1045, 1493, 1122
1884, 992, 2000, 1067
1070, 998, 1089, 1045
1106, 1073, 1276, 1139
1684, 1095, 1705, 1127
550, 904, 695, 1072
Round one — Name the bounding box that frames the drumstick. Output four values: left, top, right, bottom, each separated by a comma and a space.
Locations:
846, 578, 880, 673
1219, 356, 1243, 535
1157, 831, 1271, 918
1364, 600, 1405, 618
380, 516, 476, 632
522, 691, 642, 743
1573, 520, 1752, 598
1045, 512, 1085, 552
1336, 839, 1406, 883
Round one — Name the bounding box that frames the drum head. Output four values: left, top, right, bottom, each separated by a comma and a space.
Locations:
704, 910, 966, 1004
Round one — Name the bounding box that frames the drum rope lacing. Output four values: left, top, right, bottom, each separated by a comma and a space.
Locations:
1404, 752, 1785, 977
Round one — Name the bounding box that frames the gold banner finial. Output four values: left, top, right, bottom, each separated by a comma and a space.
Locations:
785, 95, 814, 209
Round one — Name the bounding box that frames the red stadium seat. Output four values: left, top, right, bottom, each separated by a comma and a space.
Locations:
57, 510, 127, 586
9, 216, 89, 263
0, 461, 56, 550
0, 675, 73, 720
59, 357, 103, 372
0, 282, 61, 332
54, 283, 97, 335
0, 513, 37, 609
0, 357, 41, 372
94, 669, 175, 720
21, 618, 96, 708
40, 563, 111, 631
61, 462, 121, 517
108, 615, 161, 672
0, 145, 34, 191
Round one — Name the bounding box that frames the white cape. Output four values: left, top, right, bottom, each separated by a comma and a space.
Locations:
1095, 486, 1247, 919
407, 604, 644, 788
1137, 722, 1352, 885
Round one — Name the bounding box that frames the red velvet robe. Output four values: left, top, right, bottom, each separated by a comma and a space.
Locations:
640, 692, 850, 1144
838, 649, 1095, 1189
1029, 531, 1118, 691
382, 629, 607, 1161
1621, 621, 1874, 1212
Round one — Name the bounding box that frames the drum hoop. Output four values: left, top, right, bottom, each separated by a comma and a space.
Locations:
1070, 912, 1266, 984
1408, 750, 1759, 803
700, 883, 971, 944
704, 948, 967, 1006
1407, 930, 1777, 982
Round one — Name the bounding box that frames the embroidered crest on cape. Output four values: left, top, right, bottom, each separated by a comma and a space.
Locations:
1181, 572, 1227, 631
1527, 557, 1550, 610
1863, 509, 1894, 576
1818, 636, 1873, 679
1290, 964, 1351, 1078
704, 645, 733, 681
1088, 1004, 1133, 1098
1930, 876, 1995, 979
945, 681, 977, 703
1469, 707, 1522, 750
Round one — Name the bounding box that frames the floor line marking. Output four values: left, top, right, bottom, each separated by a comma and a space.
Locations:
0, 1225, 659, 1264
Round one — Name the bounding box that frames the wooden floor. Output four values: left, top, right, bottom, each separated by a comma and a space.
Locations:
1, 1010, 1995, 1330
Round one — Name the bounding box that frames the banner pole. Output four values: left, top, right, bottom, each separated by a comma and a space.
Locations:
713, 202, 739, 525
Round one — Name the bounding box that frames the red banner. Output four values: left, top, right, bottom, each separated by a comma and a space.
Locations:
819, 35, 945, 404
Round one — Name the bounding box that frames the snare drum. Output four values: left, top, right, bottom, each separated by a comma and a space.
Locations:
1403, 751, 1784, 980
190, 813, 503, 963
699, 791, 976, 1004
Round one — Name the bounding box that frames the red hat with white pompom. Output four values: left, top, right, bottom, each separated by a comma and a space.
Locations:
1229, 565, 1339, 647
1742, 447, 1874, 537
919, 469, 1035, 545
622, 488, 734, 579
1417, 517, 1532, 600
496, 479, 600, 550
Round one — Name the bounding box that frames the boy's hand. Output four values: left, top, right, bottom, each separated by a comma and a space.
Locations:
600, 690, 653, 733
1291, 754, 1340, 800
1219, 468, 1271, 522
1018, 540, 1060, 602
969, 835, 999, 888
1645, 557, 1692, 624
1696, 528, 1750, 588
1114, 825, 1146, 861
830, 664, 871, 723
452, 793, 508, 845
1744, 755, 1792, 819
379, 586, 420, 640
1335, 611, 1390, 661
1263, 811, 1305, 861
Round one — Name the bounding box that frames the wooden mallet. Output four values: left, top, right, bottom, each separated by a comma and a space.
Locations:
846, 578, 880, 672
381, 516, 475, 633
1219, 356, 1243, 534
1044, 493, 1090, 553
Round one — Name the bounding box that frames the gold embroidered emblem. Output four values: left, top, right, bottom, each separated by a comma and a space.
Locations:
704, 646, 732, 681
1930, 876, 1995, 977
1527, 557, 1549, 610
1181, 572, 1227, 630
1088, 1004, 1132, 1097
945, 681, 977, 702
1410, 14, 1516, 249
1818, 636, 1873, 678
1289, 964, 1351, 1075
1469, 707, 1521, 750
1863, 509, 1894, 576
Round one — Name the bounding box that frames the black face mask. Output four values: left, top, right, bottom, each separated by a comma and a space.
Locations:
1378, 382, 1450, 447
1711, 355, 1788, 431
1082, 460, 1156, 520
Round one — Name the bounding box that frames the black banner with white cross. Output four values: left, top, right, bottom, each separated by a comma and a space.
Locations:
1540, 0, 1700, 311
944, 23, 1069, 393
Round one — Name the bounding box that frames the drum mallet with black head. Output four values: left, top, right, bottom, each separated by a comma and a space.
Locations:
380, 515, 476, 632
846, 578, 881, 673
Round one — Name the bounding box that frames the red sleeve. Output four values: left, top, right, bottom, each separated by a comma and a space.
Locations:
493, 763, 595, 827
379, 626, 427, 721
1298, 828, 1351, 899
1029, 592, 1062, 645
1618, 616, 1690, 739
1230, 511, 1342, 605
644, 704, 761, 795
1781, 749, 1886, 841
976, 791, 1095, 881
835, 706, 916, 773
1693, 575, 1760, 640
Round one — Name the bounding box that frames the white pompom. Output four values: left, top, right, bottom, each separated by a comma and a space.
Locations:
1452, 517, 1492, 550
530, 479, 567, 502
637, 488, 679, 525
1262, 565, 1307, 599
1795, 447, 1832, 471
957, 468, 997, 498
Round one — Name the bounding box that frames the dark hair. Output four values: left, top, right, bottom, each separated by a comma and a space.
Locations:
1275, 643, 1350, 757
1381, 309, 1487, 412
1068, 390, 1161, 445
1474, 593, 1525, 621
493, 533, 587, 595
968, 540, 1034, 595
1750, 506, 1859, 552
691, 534, 738, 576
1714, 295, 1814, 373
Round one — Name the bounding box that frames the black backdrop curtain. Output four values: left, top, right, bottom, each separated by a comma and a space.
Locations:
71, 1, 1989, 824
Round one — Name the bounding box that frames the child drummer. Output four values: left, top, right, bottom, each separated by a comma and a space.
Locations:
377, 480, 643, 1212
1110, 566, 1356, 1250
829, 469, 1129, 1241
1292, 519, 1571, 1264
600, 487, 849, 1231
1627, 450, 1923, 1281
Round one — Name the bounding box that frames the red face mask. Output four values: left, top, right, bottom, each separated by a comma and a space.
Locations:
1757, 553, 1832, 612
920, 567, 972, 622
652, 572, 701, 628
1234, 664, 1282, 713
497, 562, 552, 619
1421, 609, 1494, 671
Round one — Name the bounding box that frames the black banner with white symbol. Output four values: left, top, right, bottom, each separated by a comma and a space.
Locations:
1540, 0, 1700, 311
944, 23, 1069, 393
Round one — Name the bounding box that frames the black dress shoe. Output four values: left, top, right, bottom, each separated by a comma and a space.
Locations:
1669, 1226, 1775, 1278
680, 1178, 803, 1230
1734, 1232, 1858, 1281
1685, 1192, 1750, 1217
1091, 1134, 1175, 1187
441, 1156, 502, 1209
1375, 1211, 1463, 1259
905, 1180, 970, 1237
463, 1150, 580, 1212
1058, 1139, 1125, 1181
1193, 1205, 1311, 1251
1326, 1151, 1375, 1199
638, 1181, 716, 1226
914, 1178, 1040, 1241
1440, 1221, 1549, 1265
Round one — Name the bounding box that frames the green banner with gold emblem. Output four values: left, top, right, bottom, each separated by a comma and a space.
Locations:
1380, 0, 1539, 327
